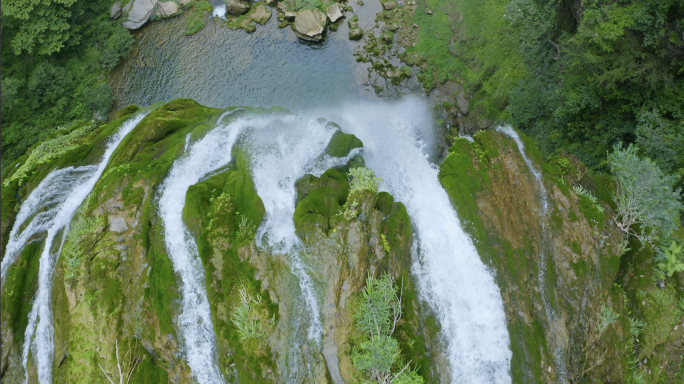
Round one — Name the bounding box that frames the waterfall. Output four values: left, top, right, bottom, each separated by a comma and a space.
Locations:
322, 99, 512, 383
496, 125, 566, 381
157, 112, 277, 383
0, 112, 148, 384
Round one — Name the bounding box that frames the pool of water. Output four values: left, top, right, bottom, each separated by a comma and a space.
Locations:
109, 5, 386, 112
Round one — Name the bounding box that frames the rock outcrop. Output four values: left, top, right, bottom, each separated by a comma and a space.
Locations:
123, 0, 159, 30
294, 9, 327, 41
225, 0, 250, 15
326, 3, 343, 23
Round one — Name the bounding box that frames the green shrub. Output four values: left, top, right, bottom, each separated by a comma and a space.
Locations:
657, 241, 684, 278
351, 273, 424, 384
607, 143, 683, 245
102, 25, 135, 69
348, 166, 382, 196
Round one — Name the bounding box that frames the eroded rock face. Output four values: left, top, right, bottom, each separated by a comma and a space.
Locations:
123, 0, 159, 30
111, 1, 122, 18
294, 9, 327, 41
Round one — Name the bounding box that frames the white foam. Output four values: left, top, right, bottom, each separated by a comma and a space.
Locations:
212, 4, 227, 19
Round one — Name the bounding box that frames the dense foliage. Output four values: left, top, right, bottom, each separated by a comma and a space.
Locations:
1, 0, 134, 169
504, 0, 683, 178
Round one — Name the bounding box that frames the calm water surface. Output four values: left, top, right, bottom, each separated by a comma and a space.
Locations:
110, 5, 384, 111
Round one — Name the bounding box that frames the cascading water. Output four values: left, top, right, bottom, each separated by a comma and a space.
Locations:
320, 99, 513, 383
496, 125, 566, 381
0, 112, 148, 383
1, 166, 96, 279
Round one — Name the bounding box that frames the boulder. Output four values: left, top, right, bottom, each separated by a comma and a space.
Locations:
111, 1, 122, 18
294, 9, 327, 41
123, 0, 158, 30
382, 1, 397, 10
284, 11, 297, 21
157, 1, 179, 18
225, 0, 250, 15
326, 3, 343, 22
349, 27, 363, 41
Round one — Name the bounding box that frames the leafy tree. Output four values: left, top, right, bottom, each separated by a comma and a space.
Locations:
352, 273, 424, 384
2, 0, 78, 56
607, 142, 683, 245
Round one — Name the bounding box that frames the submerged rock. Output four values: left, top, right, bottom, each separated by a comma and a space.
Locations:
225, 0, 250, 15
294, 9, 327, 41
382, 1, 397, 10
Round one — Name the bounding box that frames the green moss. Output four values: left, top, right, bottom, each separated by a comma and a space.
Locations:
637, 285, 683, 358
569, 209, 578, 223
112, 105, 141, 121
294, 168, 350, 239
509, 319, 545, 384
577, 194, 604, 229
130, 349, 169, 384
571, 240, 582, 256
185, 12, 206, 36
324, 128, 364, 157
1, 240, 42, 349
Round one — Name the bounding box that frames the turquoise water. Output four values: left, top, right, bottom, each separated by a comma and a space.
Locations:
110, 8, 379, 111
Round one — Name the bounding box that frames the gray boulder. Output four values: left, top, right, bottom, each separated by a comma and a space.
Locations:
123, 0, 158, 30
111, 1, 122, 18
294, 9, 327, 41
326, 3, 343, 22
225, 0, 250, 15
157, 1, 179, 18
285, 11, 297, 21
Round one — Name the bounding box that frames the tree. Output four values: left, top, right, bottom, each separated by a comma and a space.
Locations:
607, 142, 683, 245
2, 0, 78, 56
352, 273, 424, 384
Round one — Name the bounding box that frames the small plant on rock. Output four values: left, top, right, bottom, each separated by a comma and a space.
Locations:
348, 166, 382, 196
352, 273, 424, 384
230, 285, 274, 346
236, 213, 257, 241
657, 240, 684, 278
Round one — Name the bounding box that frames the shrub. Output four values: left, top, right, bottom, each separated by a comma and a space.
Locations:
101, 25, 135, 69
348, 166, 382, 196
657, 241, 684, 278
607, 143, 683, 245
351, 273, 424, 384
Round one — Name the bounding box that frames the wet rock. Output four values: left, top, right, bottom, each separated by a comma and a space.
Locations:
294, 9, 327, 41
382, 1, 397, 10
108, 215, 128, 233
111, 1, 122, 18
225, 0, 250, 15
123, 0, 158, 30
157, 1, 179, 18
387, 23, 399, 31
285, 11, 297, 21
357, 0, 364, 5
326, 3, 343, 23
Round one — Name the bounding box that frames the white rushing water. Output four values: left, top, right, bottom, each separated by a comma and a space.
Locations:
0, 112, 149, 384
157, 112, 272, 383
1, 166, 96, 280
320, 99, 512, 383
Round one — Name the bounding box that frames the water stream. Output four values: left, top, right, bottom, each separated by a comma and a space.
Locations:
0, 113, 148, 383
319, 100, 512, 383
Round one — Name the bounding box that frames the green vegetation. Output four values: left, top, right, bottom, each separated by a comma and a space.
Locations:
352, 273, 424, 384
1, 0, 136, 169
657, 241, 684, 278
185, 12, 206, 35
348, 167, 382, 196
607, 143, 683, 245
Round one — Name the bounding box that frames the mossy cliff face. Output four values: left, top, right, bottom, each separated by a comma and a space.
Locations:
49, 99, 228, 384
0, 106, 145, 383
439, 129, 684, 383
